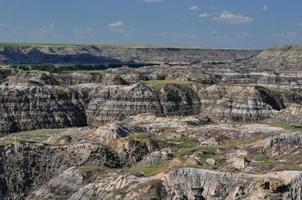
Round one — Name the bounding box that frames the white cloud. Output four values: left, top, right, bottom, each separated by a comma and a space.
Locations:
298, 22, 302, 27
74, 27, 94, 35
144, 0, 162, 2
109, 21, 124, 28
199, 13, 211, 18
0, 23, 6, 26
272, 32, 298, 39
189, 5, 199, 11
210, 30, 217, 35
198, 11, 254, 24
108, 21, 126, 32
262, 5, 268, 11
85, 27, 93, 32
213, 11, 254, 24
237, 32, 249, 38
34, 22, 55, 35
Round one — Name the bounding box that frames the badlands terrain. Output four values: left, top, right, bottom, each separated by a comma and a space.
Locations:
0, 43, 301, 199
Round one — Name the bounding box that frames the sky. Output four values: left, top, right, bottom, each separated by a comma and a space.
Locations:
0, 0, 301, 49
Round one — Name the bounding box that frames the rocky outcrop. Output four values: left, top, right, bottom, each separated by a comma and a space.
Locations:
100, 46, 260, 63
0, 85, 91, 136
276, 104, 302, 124
118, 139, 160, 167
263, 132, 302, 157
253, 45, 302, 71
197, 85, 285, 121
86, 83, 163, 126
86, 83, 201, 126
136, 148, 173, 167
159, 83, 201, 116
224, 86, 284, 121
218, 71, 302, 86
28, 168, 302, 200
163, 168, 302, 199
0, 142, 120, 200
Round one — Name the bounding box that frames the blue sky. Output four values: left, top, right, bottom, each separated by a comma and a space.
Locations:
0, 0, 301, 49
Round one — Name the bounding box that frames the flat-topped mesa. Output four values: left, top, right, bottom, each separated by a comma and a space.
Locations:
0, 85, 91, 136
253, 45, 302, 71
86, 83, 201, 126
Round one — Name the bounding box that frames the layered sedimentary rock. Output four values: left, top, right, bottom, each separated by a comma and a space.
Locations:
163, 168, 302, 200
0, 69, 131, 87
0, 142, 120, 200
263, 132, 302, 157
276, 104, 302, 124
224, 86, 284, 121
0, 43, 300, 200
28, 167, 302, 200
0, 85, 91, 136
86, 83, 163, 126
253, 45, 302, 71
100, 46, 261, 63
159, 83, 201, 116
218, 71, 302, 86
196, 85, 285, 121
86, 83, 201, 126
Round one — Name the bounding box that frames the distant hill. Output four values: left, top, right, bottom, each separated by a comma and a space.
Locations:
253, 45, 302, 71
0, 43, 260, 65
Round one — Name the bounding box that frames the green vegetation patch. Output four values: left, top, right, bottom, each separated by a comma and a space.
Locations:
79, 165, 117, 183
145, 80, 193, 90
267, 120, 302, 131
127, 165, 164, 176
79, 165, 115, 174
0, 128, 66, 145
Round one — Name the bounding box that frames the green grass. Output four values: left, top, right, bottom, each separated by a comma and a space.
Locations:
79, 165, 115, 174
0, 128, 66, 145
266, 120, 302, 131
145, 80, 192, 90
175, 146, 216, 158
79, 165, 117, 183
253, 154, 283, 168
126, 132, 154, 142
